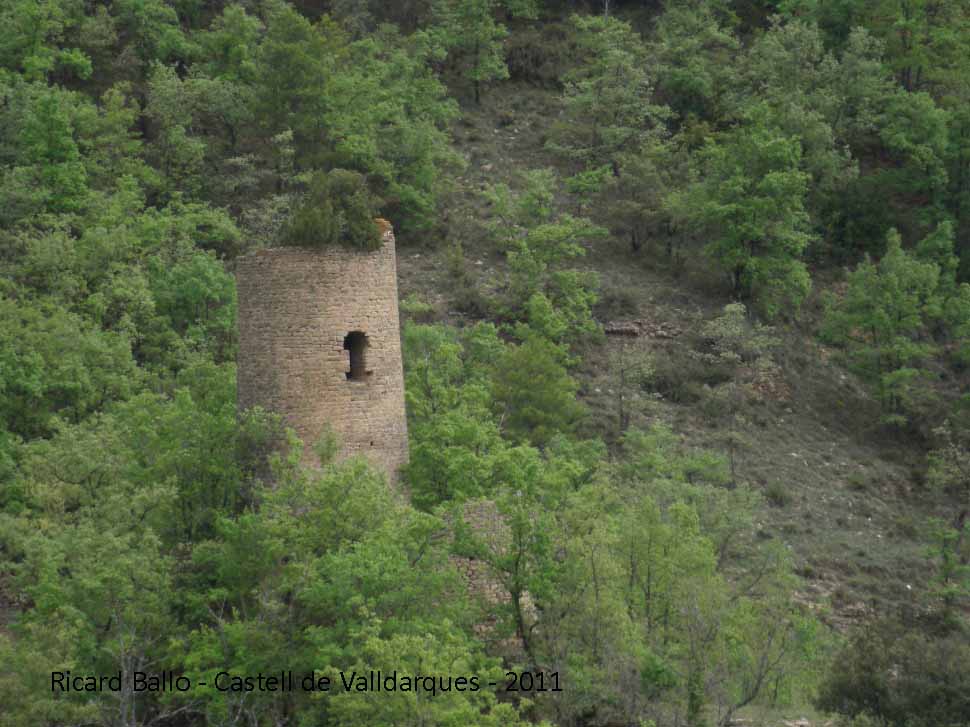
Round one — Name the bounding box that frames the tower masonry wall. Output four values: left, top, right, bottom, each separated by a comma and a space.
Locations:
235, 223, 409, 482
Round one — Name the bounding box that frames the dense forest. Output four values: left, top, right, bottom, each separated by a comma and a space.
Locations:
1, 0, 970, 725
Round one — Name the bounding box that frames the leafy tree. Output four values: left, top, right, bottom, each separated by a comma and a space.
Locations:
0, 298, 138, 439
197, 4, 264, 83
564, 164, 610, 216
650, 2, 740, 124
110, 0, 197, 78
431, 0, 511, 104
821, 229, 940, 422
455, 423, 816, 727
915, 220, 970, 362
877, 89, 950, 214
144, 61, 258, 201
19, 86, 89, 214
925, 515, 970, 623
860, 0, 970, 95
0, 0, 92, 81
676, 110, 814, 317
927, 420, 970, 614
486, 169, 605, 345
604, 341, 654, 438
547, 14, 671, 171
615, 425, 817, 725
15, 359, 274, 543
402, 322, 511, 509
605, 138, 684, 255
0, 516, 181, 726
143, 63, 207, 198
617, 424, 757, 568
330, 0, 435, 36
696, 303, 780, 369
76, 84, 154, 193
326, 627, 539, 726
755, 13, 958, 258
739, 19, 859, 249
147, 249, 237, 362
492, 334, 586, 446
254, 7, 458, 231
403, 322, 588, 500
180, 453, 527, 727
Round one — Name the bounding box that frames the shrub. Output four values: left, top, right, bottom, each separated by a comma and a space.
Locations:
765, 481, 792, 508
817, 618, 970, 727
847, 471, 869, 492
652, 348, 710, 403
594, 285, 640, 320
505, 22, 572, 86
695, 303, 779, 367
284, 169, 381, 250
400, 294, 435, 323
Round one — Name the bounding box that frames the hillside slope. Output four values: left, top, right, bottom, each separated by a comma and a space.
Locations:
398, 80, 953, 629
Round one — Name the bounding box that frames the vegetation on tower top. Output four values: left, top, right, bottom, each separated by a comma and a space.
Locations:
283, 169, 383, 251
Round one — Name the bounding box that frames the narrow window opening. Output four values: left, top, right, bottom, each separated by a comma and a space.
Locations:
344, 331, 370, 380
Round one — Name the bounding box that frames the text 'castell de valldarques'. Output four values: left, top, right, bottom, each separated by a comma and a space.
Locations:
235, 219, 408, 482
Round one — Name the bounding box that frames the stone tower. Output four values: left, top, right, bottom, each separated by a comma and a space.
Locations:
235, 220, 408, 482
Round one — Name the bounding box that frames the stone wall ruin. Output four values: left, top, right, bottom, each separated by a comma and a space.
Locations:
235, 220, 409, 482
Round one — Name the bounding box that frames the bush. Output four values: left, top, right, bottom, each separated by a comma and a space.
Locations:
847, 470, 869, 492
284, 169, 381, 250
400, 294, 435, 323
696, 303, 779, 367
505, 22, 573, 86
765, 481, 792, 508
817, 618, 970, 727
594, 285, 640, 320
652, 348, 712, 403
892, 514, 919, 539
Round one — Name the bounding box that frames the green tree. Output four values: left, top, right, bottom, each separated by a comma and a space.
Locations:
927, 421, 970, 613
254, 7, 458, 231
327, 627, 538, 726
19, 86, 89, 214
678, 110, 814, 317
197, 4, 263, 83
0, 0, 92, 81
491, 334, 586, 446
486, 169, 605, 346
817, 618, 970, 727
863, 0, 970, 94
110, 0, 196, 78
650, 2, 739, 123
430, 0, 534, 103
740, 19, 859, 250
1, 517, 181, 726
547, 14, 670, 171
402, 322, 511, 509
180, 453, 526, 726
821, 229, 940, 422
0, 298, 138, 439
606, 138, 685, 256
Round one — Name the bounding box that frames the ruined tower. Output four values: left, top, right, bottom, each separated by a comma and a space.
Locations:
235, 221, 409, 482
